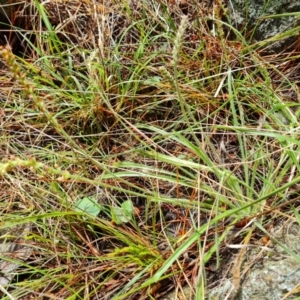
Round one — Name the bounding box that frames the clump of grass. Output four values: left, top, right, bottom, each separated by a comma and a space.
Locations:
1, 0, 300, 299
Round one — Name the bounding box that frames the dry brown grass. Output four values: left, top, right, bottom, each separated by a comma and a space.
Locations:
0, 1, 300, 299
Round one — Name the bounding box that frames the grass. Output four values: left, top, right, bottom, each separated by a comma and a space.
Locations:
0, 0, 300, 299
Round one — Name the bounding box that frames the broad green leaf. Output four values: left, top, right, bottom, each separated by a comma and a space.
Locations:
75, 197, 103, 217
144, 76, 162, 85
111, 200, 134, 224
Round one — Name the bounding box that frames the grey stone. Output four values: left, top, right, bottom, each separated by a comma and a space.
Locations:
209, 222, 300, 300
241, 257, 300, 300
228, 0, 300, 52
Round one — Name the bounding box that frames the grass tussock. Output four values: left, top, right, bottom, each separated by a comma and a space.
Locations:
0, 0, 300, 299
